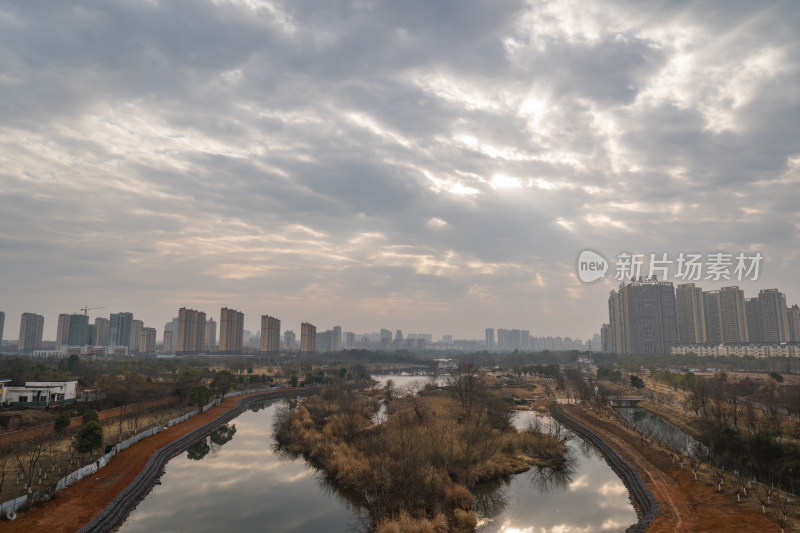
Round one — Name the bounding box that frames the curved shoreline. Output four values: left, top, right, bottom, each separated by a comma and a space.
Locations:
550, 403, 659, 532
78, 387, 321, 533
4, 387, 321, 533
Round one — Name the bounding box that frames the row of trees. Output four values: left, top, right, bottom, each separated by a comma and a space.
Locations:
0, 410, 104, 499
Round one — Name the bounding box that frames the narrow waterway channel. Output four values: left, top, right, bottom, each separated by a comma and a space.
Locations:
118, 379, 637, 532
616, 406, 703, 455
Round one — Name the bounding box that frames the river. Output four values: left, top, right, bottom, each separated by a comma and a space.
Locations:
616, 406, 702, 455
118, 379, 637, 532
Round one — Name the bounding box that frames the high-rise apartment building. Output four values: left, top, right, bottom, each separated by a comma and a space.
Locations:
788, 304, 800, 342
745, 298, 762, 343
109, 312, 134, 348
130, 319, 144, 353
316, 329, 332, 352
140, 327, 157, 355
485, 328, 495, 349
676, 283, 706, 344
219, 307, 244, 353
164, 317, 178, 352
56, 314, 71, 347
758, 289, 790, 343
177, 308, 206, 354
608, 281, 677, 354
95, 317, 110, 347
601, 323, 612, 352
284, 330, 296, 350
628, 281, 677, 354
497, 329, 529, 350
260, 315, 280, 354
704, 288, 751, 344
391, 329, 403, 349
204, 318, 217, 351
332, 326, 342, 351
345, 331, 356, 349
703, 291, 723, 344
19, 312, 44, 353
607, 290, 627, 353
163, 330, 174, 353
719, 287, 748, 343
67, 314, 89, 346
0, 311, 4, 347
300, 322, 316, 353
380, 329, 392, 348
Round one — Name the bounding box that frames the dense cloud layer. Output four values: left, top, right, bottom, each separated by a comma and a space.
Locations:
2, 0, 799, 340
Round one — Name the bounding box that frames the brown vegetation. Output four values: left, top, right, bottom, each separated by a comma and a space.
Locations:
274, 364, 566, 532
562, 404, 781, 532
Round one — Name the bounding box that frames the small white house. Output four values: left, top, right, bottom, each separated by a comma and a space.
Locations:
2, 381, 78, 406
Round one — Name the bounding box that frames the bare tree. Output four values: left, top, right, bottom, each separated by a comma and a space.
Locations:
403, 381, 429, 424
763, 397, 784, 439
709, 377, 728, 424
710, 463, 726, 492
13, 426, 49, 494
726, 392, 742, 430
773, 496, 793, 533
734, 471, 748, 502
0, 441, 13, 500
686, 379, 708, 418
446, 362, 486, 423
743, 401, 759, 435
753, 482, 771, 514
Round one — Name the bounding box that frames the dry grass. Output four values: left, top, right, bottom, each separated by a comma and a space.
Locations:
275, 384, 566, 531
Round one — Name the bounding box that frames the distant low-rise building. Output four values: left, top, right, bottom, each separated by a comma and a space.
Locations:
2, 380, 78, 406
672, 344, 800, 358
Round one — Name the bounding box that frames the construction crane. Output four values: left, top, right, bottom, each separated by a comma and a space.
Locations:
81, 305, 105, 316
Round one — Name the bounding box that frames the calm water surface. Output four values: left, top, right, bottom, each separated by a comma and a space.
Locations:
119, 380, 636, 532
616, 406, 702, 454
118, 402, 355, 533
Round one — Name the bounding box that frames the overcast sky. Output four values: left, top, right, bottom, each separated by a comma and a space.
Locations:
2, 0, 800, 342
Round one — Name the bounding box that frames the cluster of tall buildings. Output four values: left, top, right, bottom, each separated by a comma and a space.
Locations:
603, 279, 799, 355
169, 308, 285, 355
484, 328, 586, 352
1, 310, 157, 355
1, 304, 598, 357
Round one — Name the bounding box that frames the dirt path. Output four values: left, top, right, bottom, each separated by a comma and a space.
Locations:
561, 405, 780, 533
5, 393, 263, 533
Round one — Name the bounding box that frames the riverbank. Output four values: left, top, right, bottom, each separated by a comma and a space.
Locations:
558, 404, 779, 532
5, 389, 308, 533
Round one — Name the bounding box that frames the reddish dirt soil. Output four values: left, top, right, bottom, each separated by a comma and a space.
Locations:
6, 394, 259, 533
561, 405, 780, 533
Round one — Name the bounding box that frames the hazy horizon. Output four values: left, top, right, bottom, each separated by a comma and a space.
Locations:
2, 1, 800, 341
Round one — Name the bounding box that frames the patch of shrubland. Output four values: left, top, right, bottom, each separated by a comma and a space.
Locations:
274, 365, 566, 532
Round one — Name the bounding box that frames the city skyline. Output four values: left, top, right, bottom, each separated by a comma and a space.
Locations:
3, 2, 800, 341
6, 277, 800, 347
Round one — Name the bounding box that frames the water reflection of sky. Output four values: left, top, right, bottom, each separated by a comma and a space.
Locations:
475, 412, 636, 533
118, 392, 636, 533
118, 402, 356, 533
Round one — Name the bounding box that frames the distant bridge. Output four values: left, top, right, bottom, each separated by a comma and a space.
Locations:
608, 395, 644, 407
